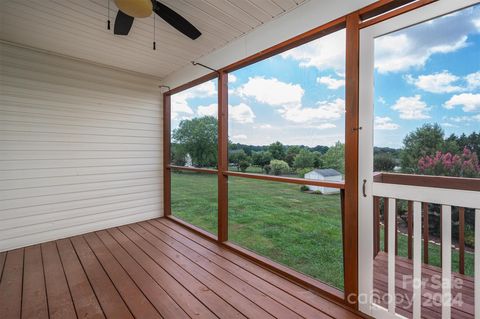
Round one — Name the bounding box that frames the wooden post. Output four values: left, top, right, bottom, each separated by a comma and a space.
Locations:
343, 12, 360, 309
218, 72, 229, 242
163, 93, 171, 216
407, 201, 413, 259
423, 202, 429, 264
459, 207, 465, 275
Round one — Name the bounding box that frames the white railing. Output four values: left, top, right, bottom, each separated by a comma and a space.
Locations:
371, 182, 480, 319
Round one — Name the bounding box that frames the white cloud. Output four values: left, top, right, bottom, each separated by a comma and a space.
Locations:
256, 124, 272, 129
441, 122, 456, 128
375, 34, 467, 73
228, 74, 237, 83
375, 116, 400, 130
316, 123, 337, 129
280, 29, 346, 73
236, 76, 304, 106
391, 95, 430, 119
474, 18, 480, 30
317, 76, 345, 89
171, 81, 216, 119
374, 9, 479, 73
280, 98, 345, 123
378, 96, 386, 105
197, 103, 217, 117
232, 134, 247, 140
444, 93, 480, 112
405, 71, 463, 93
466, 71, 480, 90
229, 103, 256, 124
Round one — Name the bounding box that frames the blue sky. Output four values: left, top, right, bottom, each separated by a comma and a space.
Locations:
171, 4, 480, 148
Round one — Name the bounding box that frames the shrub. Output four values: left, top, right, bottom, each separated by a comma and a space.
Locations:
374, 153, 396, 172
238, 160, 250, 173
300, 185, 309, 192
417, 147, 480, 177
263, 164, 271, 174
270, 159, 289, 176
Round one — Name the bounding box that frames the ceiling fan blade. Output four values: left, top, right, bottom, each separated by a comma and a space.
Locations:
114, 10, 134, 35
152, 1, 201, 40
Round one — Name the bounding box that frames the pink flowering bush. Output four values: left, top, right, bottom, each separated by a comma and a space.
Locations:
417, 147, 480, 178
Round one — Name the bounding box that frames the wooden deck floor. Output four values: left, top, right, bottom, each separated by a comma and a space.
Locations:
0, 217, 364, 319
373, 251, 474, 319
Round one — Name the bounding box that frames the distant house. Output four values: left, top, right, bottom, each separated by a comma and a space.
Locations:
304, 169, 342, 194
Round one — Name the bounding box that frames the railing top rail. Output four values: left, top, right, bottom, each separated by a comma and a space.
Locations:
372, 182, 480, 209
373, 172, 480, 192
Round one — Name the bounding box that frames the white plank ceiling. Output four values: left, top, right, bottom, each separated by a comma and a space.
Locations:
0, 0, 309, 79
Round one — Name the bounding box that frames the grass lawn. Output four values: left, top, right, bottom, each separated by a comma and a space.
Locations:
171, 171, 475, 291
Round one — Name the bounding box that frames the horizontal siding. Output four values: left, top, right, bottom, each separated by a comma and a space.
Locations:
0, 43, 163, 251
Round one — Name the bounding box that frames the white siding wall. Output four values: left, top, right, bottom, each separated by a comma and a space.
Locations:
0, 43, 163, 252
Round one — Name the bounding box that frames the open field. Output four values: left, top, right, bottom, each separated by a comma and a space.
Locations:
170, 171, 474, 290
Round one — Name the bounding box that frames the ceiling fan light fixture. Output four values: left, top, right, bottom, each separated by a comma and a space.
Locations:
114, 0, 152, 18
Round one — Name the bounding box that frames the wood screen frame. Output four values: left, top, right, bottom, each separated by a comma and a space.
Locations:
162, 0, 436, 310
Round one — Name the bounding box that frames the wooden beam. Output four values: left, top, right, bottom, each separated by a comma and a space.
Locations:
224, 171, 345, 189
359, 0, 437, 29
375, 172, 480, 192
343, 12, 360, 309
163, 93, 171, 216
168, 165, 218, 174
218, 72, 229, 242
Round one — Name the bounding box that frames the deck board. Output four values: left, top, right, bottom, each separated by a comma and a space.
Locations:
0, 249, 24, 319
22, 245, 48, 319
0, 217, 365, 319
41, 242, 77, 319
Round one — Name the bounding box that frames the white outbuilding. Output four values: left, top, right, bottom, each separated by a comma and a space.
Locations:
304, 169, 343, 194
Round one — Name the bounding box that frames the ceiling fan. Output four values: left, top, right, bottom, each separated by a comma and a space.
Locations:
112, 0, 201, 40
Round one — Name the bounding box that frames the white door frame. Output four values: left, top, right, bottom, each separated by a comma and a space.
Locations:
357, 0, 479, 317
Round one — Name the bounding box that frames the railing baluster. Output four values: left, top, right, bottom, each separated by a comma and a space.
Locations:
440, 206, 443, 267
388, 198, 396, 314
475, 209, 479, 318
374, 196, 380, 256
408, 201, 413, 260
413, 201, 422, 319
459, 207, 465, 275
395, 199, 398, 256
423, 202, 429, 264
384, 197, 389, 253
442, 205, 452, 319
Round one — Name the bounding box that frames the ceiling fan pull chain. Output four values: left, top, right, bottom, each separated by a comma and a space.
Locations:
107, 0, 111, 30
153, 14, 156, 50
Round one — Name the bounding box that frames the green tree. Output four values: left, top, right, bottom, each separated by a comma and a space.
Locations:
285, 145, 301, 167
293, 149, 315, 171
270, 159, 289, 176
252, 151, 273, 167
321, 142, 345, 174
171, 143, 187, 166
374, 153, 396, 172
400, 123, 445, 173
312, 151, 322, 168
172, 116, 217, 167
268, 141, 286, 160
230, 149, 250, 171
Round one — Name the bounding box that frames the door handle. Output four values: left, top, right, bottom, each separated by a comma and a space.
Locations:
362, 179, 367, 197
